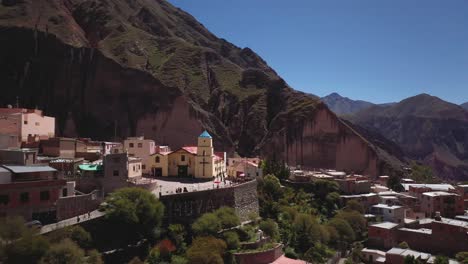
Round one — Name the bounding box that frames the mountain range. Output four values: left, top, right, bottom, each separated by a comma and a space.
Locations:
321, 93, 375, 116
0, 0, 404, 176
347, 94, 468, 180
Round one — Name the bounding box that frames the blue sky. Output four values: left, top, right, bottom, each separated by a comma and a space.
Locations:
168, 0, 468, 104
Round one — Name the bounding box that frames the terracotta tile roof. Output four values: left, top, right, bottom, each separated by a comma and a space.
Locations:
181, 146, 198, 154
214, 152, 225, 160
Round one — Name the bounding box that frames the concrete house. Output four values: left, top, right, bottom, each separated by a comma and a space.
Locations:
124, 137, 155, 174
0, 108, 55, 143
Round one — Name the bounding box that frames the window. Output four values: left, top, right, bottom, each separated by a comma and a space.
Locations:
142, 165, 146, 170
138, 143, 143, 148
388, 209, 392, 213
113, 170, 119, 176
129, 143, 134, 148
62, 188, 68, 197
23, 121, 28, 125
40, 191, 50, 201
155, 156, 160, 163
133, 166, 136, 172
35, 122, 40, 126
20, 192, 29, 203
0, 195, 9, 205
181, 155, 185, 162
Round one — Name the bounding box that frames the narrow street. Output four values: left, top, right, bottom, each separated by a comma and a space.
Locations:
40, 210, 105, 234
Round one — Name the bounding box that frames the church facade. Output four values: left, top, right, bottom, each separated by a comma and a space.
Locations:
148, 131, 226, 179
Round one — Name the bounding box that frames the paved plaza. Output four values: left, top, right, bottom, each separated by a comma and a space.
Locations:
153, 177, 234, 196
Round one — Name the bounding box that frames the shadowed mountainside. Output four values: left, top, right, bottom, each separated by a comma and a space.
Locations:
462, 102, 468, 111
0, 0, 403, 176
348, 94, 468, 180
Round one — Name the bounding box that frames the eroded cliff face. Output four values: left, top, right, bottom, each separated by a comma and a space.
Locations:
260, 104, 400, 176
0, 0, 403, 176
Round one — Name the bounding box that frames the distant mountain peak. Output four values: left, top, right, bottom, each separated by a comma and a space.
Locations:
321, 92, 374, 116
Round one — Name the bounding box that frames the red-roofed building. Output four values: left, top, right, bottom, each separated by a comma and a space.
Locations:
227, 158, 263, 179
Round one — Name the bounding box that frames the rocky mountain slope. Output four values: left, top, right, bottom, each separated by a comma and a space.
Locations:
348, 94, 468, 180
0, 0, 403, 176
321, 93, 375, 116
461, 102, 468, 111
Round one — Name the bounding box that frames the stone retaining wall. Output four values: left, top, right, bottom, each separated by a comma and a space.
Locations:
160, 180, 259, 224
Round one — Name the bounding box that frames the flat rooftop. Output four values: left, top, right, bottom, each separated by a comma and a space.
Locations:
372, 203, 403, 210
2, 165, 57, 173
402, 183, 454, 191
387, 248, 431, 260
422, 191, 458, 197
370, 222, 399, 229
398, 228, 432, 234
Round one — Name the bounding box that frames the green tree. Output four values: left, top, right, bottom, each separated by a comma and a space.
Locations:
259, 219, 280, 241
39, 239, 85, 264
192, 213, 221, 236
86, 249, 104, 264
335, 210, 366, 239
168, 224, 186, 253
327, 218, 355, 249
345, 200, 365, 214
2, 233, 50, 264
398, 241, 409, 249
215, 207, 240, 229
434, 256, 449, 264
0, 216, 50, 263
104, 187, 165, 242
49, 226, 92, 249
325, 192, 340, 214
171, 255, 189, 264
388, 175, 404, 192
411, 162, 437, 183
222, 231, 240, 250
293, 214, 324, 253
456, 252, 468, 264
303, 243, 334, 263
260, 174, 283, 199
187, 236, 227, 264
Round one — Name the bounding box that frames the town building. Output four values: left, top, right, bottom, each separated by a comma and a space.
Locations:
420, 191, 464, 218
368, 222, 400, 249
335, 175, 371, 194
227, 159, 263, 179
0, 108, 55, 143
0, 165, 66, 223
385, 248, 432, 264
368, 215, 468, 256
147, 131, 226, 179
0, 148, 38, 165
41, 137, 78, 158
0, 134, 20, 149
124, 137, 156, 174
340, 193, 379, 212
361, 248, 386, 264
102, 152, 143, 194
371, 204, 406, 224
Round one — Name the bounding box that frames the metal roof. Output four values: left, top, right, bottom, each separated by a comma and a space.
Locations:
2, 165, 57, 173
78, 164, 103, 171
199, 130, 212, 138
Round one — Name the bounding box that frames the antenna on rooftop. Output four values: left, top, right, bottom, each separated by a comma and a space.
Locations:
15, 96, 19, 108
